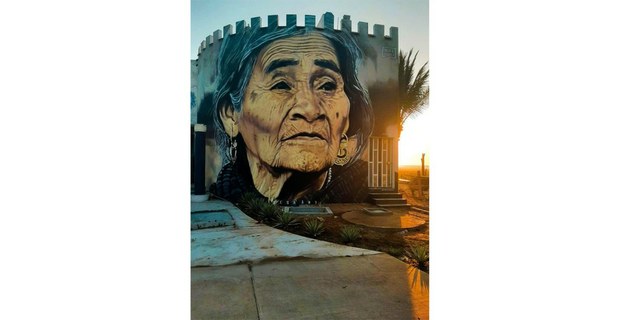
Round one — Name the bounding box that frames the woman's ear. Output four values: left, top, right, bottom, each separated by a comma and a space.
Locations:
218, 102, 239, 138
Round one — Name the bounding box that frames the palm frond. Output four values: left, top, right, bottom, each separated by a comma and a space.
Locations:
398, 49, 430, 135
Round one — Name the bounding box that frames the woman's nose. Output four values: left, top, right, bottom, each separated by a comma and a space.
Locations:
290, 87, 325, 122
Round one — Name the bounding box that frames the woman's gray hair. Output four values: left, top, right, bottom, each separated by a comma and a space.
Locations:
213, 25, 373, 167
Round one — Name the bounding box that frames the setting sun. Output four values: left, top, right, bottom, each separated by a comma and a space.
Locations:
398, 109, 431, 167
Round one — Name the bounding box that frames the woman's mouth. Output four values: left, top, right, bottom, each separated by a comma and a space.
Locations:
282, 132, 326, 141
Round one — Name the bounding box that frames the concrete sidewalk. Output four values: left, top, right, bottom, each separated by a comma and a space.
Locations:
191, 198, 429, 320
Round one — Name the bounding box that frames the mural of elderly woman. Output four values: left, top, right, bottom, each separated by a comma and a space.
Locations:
211, 25, 374, 204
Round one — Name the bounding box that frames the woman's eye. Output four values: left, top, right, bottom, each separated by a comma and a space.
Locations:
318, 81, 337, 91
270, 81, 291, 90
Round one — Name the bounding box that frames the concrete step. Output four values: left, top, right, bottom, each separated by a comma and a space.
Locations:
368, 191, 413, 209
374, 198, 408, 205
368, 192, 403, 199
410, 206, 430, 214
376, 203, 412, 209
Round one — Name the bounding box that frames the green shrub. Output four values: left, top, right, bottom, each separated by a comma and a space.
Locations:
274, 211, 299, 230
237, 193, 257, 211
303, 218, 325, 237
247, 198, 268, 218
236, 193, 269, 220
258, 201, 281, 224
340, 225, 361, 243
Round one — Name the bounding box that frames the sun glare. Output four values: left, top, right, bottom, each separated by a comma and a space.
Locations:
398, 109, 431, 167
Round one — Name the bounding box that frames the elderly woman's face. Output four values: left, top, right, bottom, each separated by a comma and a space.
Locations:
237, 33, 350, 172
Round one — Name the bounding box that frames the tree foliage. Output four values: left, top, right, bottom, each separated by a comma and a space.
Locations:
399, 49, 429, 136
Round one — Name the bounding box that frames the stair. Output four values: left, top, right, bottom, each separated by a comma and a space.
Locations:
368, 192, 411, 209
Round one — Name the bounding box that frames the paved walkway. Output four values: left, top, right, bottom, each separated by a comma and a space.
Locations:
191, 198, 429, 320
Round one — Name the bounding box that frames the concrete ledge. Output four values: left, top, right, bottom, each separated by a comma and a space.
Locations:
363, 208, 392, 216
283, 205, 333, 215
191, 211, 234, 230
342, 210, 426, 229
191, 200, 381, 267
191, 224, 380, 267
191, 194, 209, 202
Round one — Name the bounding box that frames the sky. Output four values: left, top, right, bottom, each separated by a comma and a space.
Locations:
191, 0, 430, 166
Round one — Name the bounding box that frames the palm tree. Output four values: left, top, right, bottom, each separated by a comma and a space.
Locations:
399, 49, 429, 136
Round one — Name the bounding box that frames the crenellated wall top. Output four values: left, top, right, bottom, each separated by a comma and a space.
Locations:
196, 12, 398, 57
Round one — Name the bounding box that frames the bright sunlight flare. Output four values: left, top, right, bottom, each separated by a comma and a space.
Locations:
398, 109, 431, 167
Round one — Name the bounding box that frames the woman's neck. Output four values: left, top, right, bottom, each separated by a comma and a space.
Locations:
246, 152, 328, 201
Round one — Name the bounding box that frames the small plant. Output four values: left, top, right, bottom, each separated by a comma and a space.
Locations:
245, 198, 267, 219
236, 193, 269, 221
237, 193, 257, 211
340, 225, 361, 243
405, 244, 429, 272
303, 218, 325, 237
258, 201, 281, 224
274, 211, 299, 230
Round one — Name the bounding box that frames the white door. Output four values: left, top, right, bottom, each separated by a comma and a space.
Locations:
368, 137, 394, 189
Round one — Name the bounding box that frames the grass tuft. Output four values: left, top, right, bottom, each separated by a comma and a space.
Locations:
274, 210, 299, 230
303, 218, 325, 237
339, 225, 361, 243
258, 201, 281, 224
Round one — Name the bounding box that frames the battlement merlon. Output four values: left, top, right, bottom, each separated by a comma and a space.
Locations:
251, 17, 261, 30
305, 14, 316, 30
340, 15, 352, 32
235, 20, 246, 34
286, 14, 296, 27
196, 12, 398, 57
221, 26, 230, 38
268, 15, 278, 30
389, 26, 398, 40
318, 12, 334, 30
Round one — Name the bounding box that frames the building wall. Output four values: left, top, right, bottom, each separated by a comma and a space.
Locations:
191, 59, 198, 124
191, 12, 399, 195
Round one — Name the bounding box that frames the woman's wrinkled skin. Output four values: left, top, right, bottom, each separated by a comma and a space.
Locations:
221, 33, 350, 200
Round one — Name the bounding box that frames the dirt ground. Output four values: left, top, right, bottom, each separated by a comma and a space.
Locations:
266, 166, 430, 269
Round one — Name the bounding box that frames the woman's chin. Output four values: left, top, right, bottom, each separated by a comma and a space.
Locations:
273, 154, 333, 173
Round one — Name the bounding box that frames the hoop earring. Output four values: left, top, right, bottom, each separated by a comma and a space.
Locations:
229, 136, 237, 164
334, 134, 350, 166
